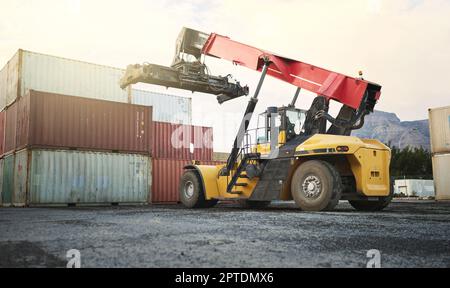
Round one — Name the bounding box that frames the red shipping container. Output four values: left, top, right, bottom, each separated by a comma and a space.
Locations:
0, 111, 5, 156
4, 102, 17, 154
152, 121, 213, 160
14, 90, 152, 154
151, 158, 225, 203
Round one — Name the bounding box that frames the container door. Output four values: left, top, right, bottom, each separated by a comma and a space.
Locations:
13, 150, 29, 206
0, 158, 3, 206
2, 154, 14, 205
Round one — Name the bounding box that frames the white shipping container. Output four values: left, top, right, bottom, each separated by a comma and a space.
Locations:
24, 149, 151, 205
0, 51, 20, 109
0, 49, 129, 110
394, 179, 435, 197
0, 61, 8, 109
429, 106, 450, 154
131, 89, 192, 125
432, 153, 450, 200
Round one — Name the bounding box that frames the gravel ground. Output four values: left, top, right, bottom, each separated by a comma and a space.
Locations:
0, 200, 449, 268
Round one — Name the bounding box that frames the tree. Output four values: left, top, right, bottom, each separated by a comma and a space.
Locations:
387, 143, 432, 179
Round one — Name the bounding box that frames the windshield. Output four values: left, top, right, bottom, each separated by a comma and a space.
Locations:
256, 113, 268, 143
286, 109, 306, 135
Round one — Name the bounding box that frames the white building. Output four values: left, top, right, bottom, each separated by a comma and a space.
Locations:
394, 179, 435, 198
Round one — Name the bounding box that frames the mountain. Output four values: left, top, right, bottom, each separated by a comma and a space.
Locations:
351, 110, 430, 150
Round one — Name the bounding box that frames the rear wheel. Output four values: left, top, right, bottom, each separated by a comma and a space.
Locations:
238, 199, 271, 209
291, 160, 342, 211
348, 181, 393, 211
179, 170, 218, 208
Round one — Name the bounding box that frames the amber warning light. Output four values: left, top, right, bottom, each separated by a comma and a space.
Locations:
336, 146, 350, 152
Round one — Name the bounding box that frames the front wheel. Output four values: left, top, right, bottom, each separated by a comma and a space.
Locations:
291, 160, 342, 211
179, 170, 218, 208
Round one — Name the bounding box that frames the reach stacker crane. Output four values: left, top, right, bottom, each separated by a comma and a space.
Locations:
121, 27, 392, 211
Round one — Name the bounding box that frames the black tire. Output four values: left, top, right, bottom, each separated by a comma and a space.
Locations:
348, 181, 393, 212
179, 170, 218, 209
320, 161, 343, 211
238, 199, 271, 209
291, 160, 342, 211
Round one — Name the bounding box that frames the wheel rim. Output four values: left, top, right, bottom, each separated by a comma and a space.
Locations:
302, 175, 322, 199
184, 181, 195, 199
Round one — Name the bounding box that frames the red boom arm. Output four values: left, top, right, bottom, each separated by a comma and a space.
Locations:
202, 33, 380, 110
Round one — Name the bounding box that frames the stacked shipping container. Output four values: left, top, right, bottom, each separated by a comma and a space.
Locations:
131, 89, 192, 125
0, 90, 153, 206
5, 90, 152, 154
24, 150, 151, 205
0, 111, 5, 155
150, 121, 223, 203
152, 121, 213, 160
0, 50, 193, 124
128, 88, 221, 203
0, 49, 129, 109
0, 48, 220, 206
429, 106, 450, 200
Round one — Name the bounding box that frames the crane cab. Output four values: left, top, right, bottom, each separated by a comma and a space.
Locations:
250, 106, 307, 157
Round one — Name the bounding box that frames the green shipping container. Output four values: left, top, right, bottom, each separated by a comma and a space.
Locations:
13, 149, 28, 206
28, 149, 151, 205
1, 154, 14, 206
0, 158, 3, 206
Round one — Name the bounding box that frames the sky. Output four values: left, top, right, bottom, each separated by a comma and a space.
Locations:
1, 0, 449, 151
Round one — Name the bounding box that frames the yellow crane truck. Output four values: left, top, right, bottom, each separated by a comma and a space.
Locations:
121, 27, 392, 211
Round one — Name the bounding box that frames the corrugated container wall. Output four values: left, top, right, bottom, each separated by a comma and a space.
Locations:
28, 150, 151, 205
0, 158, 3, 206
432, 153, 450, 200
152, 121, 213, 160
0, 111, 5, 155
15, 90, 152, 154
1, 154, 14, 206
0, 61, 6, 109
151, 159, 224, 203
13, 149, 28, 206
4, 102, 17, 154
131, 89, 192, 125
0, 51, 19, 109
0, 49, 128, 110
429, 106, 450, 154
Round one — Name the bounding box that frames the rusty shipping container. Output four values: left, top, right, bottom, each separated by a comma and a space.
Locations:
0, 49, 128, 110
152, 121, 213, 160
0, 111, 5, 156
11, 90, 152, 154
429, 106, 450, 154
4, 102, 17, 154
151, 158, 225, 203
